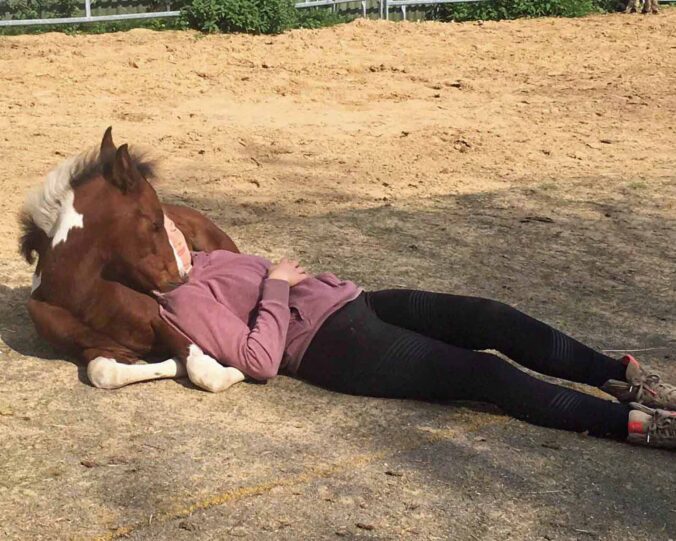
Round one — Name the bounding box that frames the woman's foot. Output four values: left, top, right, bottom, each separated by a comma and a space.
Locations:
627, 403, 676, 449
601, 355, 676, 410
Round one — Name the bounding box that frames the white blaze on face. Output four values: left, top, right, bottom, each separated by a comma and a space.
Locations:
186, 344, 246, 393
31, 273, 42, 293
51, 190, 84, 248
87, 357, 187, 389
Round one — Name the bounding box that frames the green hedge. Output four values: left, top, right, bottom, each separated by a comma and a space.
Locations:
0, 1, 345, 35
1, 0, 640, 36
428, 0, 623, 22
4, 0, 79, 19
179, 0, 293, 33
179, 0, 628, 35
179, 0, 346, 34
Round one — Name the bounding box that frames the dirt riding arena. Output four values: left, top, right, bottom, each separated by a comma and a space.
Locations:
1, 10, 675, 540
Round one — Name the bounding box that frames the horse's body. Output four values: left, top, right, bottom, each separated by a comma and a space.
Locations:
21, 129, 245, 391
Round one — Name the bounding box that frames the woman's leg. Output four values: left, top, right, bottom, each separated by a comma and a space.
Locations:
299, 295, 630, 439
364, 289, 627, 388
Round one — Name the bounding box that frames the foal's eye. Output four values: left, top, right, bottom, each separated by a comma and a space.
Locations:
152, 221, 162, 232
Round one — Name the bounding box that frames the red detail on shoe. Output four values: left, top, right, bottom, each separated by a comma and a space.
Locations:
622, 354, 638, 367
628, 421, 646, 434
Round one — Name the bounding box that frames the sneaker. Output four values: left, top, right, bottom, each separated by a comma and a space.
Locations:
627, 402, 676, 449
601, 355, 676, 411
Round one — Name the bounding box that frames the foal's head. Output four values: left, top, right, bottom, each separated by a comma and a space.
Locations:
21, 127, 184, 294
94, 128, 184, 293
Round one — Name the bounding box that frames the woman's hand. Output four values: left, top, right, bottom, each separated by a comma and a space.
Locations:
268, 258, 309, 287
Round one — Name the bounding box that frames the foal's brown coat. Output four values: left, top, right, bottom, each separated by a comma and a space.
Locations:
21, 129, 239, 368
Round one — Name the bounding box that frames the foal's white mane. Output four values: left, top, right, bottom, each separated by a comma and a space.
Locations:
22, 146, 99, 238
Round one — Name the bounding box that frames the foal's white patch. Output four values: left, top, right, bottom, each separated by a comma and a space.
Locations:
88, 356, 186, 390
87, 357, 119, 389
186, 344, 246, 393
23, 147, 97, 240
51, 190, 84, 247
31, 273, 41, 293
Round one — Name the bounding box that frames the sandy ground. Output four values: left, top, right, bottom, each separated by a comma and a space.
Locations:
0, 10, 675, 541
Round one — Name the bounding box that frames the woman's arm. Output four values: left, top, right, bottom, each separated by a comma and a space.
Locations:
160, 278, 291, 381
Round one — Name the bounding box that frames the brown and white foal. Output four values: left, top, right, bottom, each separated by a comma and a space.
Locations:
21, 128, 245, 392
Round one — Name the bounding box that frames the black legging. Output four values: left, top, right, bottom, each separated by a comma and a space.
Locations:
297, 290, 631, 439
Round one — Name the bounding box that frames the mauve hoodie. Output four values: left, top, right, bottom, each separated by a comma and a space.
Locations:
157, 250, 362, 380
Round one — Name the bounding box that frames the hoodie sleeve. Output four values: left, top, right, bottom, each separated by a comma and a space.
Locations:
159, 278, 290, 381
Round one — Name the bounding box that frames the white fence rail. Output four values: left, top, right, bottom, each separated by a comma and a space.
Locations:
0, 10, 181, 27
1, 0, 674, 27
0, 0, 461, 26
0, 0, 180, 27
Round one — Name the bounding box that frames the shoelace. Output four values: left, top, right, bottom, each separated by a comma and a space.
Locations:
633, 373, 676, 406
647, 410, 676, 443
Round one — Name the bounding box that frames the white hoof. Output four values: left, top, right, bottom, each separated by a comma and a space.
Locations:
87, 357, 122, 389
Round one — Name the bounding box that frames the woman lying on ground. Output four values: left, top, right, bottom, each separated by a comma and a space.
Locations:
157, 217, 676, 450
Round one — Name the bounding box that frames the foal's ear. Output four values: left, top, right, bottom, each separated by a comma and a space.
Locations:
110, 144, 142, 194
100, 126, 116, 159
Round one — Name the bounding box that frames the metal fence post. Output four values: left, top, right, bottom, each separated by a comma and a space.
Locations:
85, 0, 92, 19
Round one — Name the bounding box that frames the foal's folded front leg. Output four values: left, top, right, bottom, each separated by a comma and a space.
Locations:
185, 344, 246, 393
87, 357, 187, 389
28, 298, 189, 389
